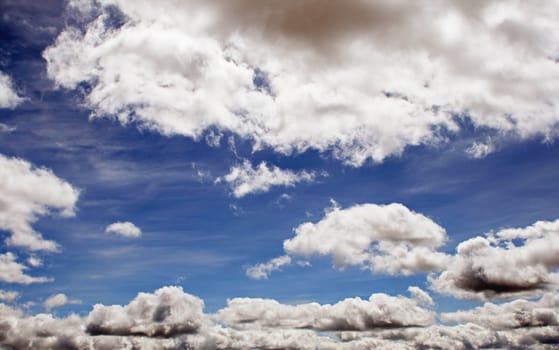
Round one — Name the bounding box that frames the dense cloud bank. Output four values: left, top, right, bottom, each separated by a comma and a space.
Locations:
430, 219, 559, 300
45, 0, 559, 165
1, 286, 558, 349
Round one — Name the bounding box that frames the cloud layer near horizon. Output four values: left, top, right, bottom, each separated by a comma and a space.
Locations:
44, 0, 559, 165
1, 285, 558, 350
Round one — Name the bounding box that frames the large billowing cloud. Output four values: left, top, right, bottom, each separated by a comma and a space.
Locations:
1, 285, 558, 349
0, 71, 23, 108
44, 0, 559, 166
272, 201, 449, 276
0, 154, 80, 251
218, 160, 319, 198
215, 287, 435, 331
86, 286, 209, 337
430, 219, 559, 300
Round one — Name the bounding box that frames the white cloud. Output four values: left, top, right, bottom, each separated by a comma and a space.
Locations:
0, 71, 23, 108
27, 256, 43, 267
0, 290, 19, 302
105, 221, 141, 238
44, 0, 559, 166
44, 293, 81, 311
466, 140, 495, 158
0, 153, 80, 251
215, 288, 435, 331
245, 255, 291, 280
0, 285, 558, 349
0, 252, 52, 284
0, 123, 16, 133
430, 219, 559, 300
275, 202, 449, 276
218, 160, 319, 197
86, 286, 209, 337
441, 293, 559, 329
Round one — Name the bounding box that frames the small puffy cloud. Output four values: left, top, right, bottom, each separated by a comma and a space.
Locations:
0, 252, 52, 284
441, 293, 559, 329
0, 290, 19, 302
44, 293, 81, 312
0, 153, 80, 251
272, 202, 449, 276
27, 256, 43, 267
44, 1, 559, 166
105, 221, 142, 238
466, 140, 495, 158
0, 71, 23, 108
86, 286, 209, 337
246, 255, 291, 280
215, 288, 435, 331
430, 219, 559, 300
218, 160, 319, 197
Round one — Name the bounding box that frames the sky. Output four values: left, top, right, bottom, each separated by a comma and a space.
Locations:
0, 0, 559, 349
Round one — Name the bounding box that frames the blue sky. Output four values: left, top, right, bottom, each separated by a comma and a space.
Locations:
1, 1, 559, 349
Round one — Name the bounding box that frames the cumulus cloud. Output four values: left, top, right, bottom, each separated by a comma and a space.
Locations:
0, 252, 52, 284
268, 201, 450, 276
105, 221, 141, 238
218, 160, 319, 197
0, 153, 80, 251
0, 285, 558, 349
430, 219, 559, 300
44, 0, 559, 165
0, 71, 23, 108
466, 140, 495, 158
86, 286, 209, 337
44, 293, 81, 311
26, 256, 43, 267
441, 293, 559, 329
245, 255, 291, 279
0, 290, 19, 302
215, 287, 435, 331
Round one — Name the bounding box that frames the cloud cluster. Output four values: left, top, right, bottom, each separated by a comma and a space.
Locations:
105, 221, 142, 238
44, 0, 559, 165
441, 292, 559, 329
215, 287, 435, 331
0, 71, 23, 108
430, 219, 559, 300
0, 252, 51, 284
0, 290, 19, 302
0, 153, 80, 251
86, 286, 209, 337
280, 202, 449, 275
218, 160, 318, 197
1, 285, 558, 349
